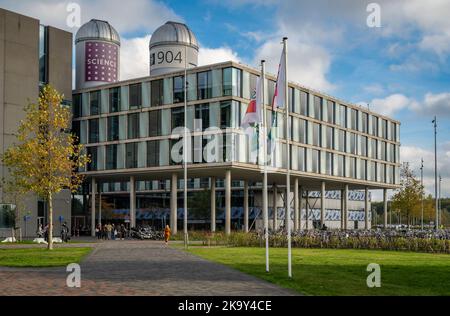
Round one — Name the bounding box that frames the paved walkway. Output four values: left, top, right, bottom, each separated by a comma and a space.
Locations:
0, 240, 296, 296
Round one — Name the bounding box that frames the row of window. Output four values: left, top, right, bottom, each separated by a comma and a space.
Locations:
73, 102, 398, 164
84, 140, 397, 184
73, 67, 399, 142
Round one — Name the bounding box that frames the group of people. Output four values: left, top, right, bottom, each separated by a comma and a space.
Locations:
36, 222, 70, 242
95, 223, 127, 240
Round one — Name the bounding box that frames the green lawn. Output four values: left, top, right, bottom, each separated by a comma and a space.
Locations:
186, 247, 450, 295
0, 248, 93, 267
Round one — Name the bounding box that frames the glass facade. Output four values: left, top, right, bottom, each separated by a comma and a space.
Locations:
73, 63, 400, 186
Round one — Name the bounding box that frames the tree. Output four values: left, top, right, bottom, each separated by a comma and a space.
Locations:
390, 163, 422, 226
1, 85, 89, 249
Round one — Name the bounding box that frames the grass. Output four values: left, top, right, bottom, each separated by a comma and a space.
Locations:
0, 248, 93, 267
185, 247, 450, 296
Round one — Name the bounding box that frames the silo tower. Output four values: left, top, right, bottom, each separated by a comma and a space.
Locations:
75, 19, 121, 90
149, 21, 198, 76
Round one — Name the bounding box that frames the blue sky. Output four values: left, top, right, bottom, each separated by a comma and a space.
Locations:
1, 0, 449, 198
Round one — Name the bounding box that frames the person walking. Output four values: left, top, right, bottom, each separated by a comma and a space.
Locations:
120, 224, 126, 240
164, 225, 171, 246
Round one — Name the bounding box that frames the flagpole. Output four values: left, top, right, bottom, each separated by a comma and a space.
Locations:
261, 60, 269, 273
283, 37, 292, 278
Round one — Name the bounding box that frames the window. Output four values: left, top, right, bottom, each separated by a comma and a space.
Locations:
361, 112, 368, 133
223, 68, 232, 96
348, 157, 356, 178
72, 121, 80, 144
382, 119, 388, 139
360, 136, 368, 157
368, 161, 376, 181
173, 76, 185, 103
106, 145, 117, 170
88, 119, 99, 143
313, 96, 322, 120
195, 104, 210, 131
349, 132, 357, 155
337, 129, 345, 152
73, 94, 82, 118
87, 146, 97, 171
107, 116, 119, 141
312, 122, 320, 146
380, 141, 386, 160
298, 147, 306, 171
371, 116, 378, 136
300, 91, 308, 116
129, 83, 142, 109
90, 91, 100, 116
128, 113, 140, 139
390, 122, 396, 141
220, 101, 231, 129
335, 154, 344, 177
370, 138, 377, 159
109, 87, 120, 113
126, 143, 138, 168
39, 25, 48, 84
299, 119, 307, 144
198, 71, 212, 100
338, 105, 346, 128
147, 141, 159, 167
151, 79, 164, 106
360, 159, 367, 180
326, 100, 334, 124
350, 109, 358, 130
171, 107, 184, 131
311, 149, 320, 173
378, 163, 386, 182
149, 110, 161, 137
325, 126, 333, 149
325, 152, 333, 175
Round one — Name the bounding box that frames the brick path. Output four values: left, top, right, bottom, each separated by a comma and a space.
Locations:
0, 240, 296, 296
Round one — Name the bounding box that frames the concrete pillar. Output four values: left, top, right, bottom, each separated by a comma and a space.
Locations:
171, 173, 178, 235
225, 170, 231, 235
320, 181, 325, 228
91, 178, 96, 237
294, 178, 299, 231
130, 176, 136, 228
272, 184, 278, 231
383, 188, 388, 229
344, 184, 349, 230
340, 189, 345, 230
98, 190, 102, 226
305, 190, 309, 230
244, 180, 249, 232
210, 177, 216, 232
365, 186, 370, 230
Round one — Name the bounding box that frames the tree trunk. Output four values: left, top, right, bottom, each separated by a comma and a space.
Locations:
48, 192, 53, 250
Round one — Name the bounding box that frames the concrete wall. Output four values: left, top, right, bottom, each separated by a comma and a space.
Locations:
0, 9, 73, 237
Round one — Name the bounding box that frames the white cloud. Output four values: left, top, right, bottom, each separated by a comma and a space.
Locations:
0, 0, 181, 35
198, 46, 241, 66
120, 36, 151, 80
410, 92, 450, 118
253, 38, 334, 92
367, 94, 416, 117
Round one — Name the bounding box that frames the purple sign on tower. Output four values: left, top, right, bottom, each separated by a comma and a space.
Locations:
85, 41, 118, 83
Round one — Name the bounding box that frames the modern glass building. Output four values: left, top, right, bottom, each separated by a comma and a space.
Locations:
72, 60, 400, 235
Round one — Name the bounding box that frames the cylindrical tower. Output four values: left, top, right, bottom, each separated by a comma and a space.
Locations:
149, 21, 198, 76
75, 19, 120, 90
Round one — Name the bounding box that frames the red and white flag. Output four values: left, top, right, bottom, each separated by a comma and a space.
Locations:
242, 77, 262, 129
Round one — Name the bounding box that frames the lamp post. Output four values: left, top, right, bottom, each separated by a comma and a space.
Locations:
420, 158, 424, 230
432, 117, 438, 230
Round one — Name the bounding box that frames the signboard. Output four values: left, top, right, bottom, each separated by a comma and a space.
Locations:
85, 41, 118, 83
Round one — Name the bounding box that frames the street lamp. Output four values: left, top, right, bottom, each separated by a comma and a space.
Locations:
420, 158, 424, 230
432, 117, 438, 230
